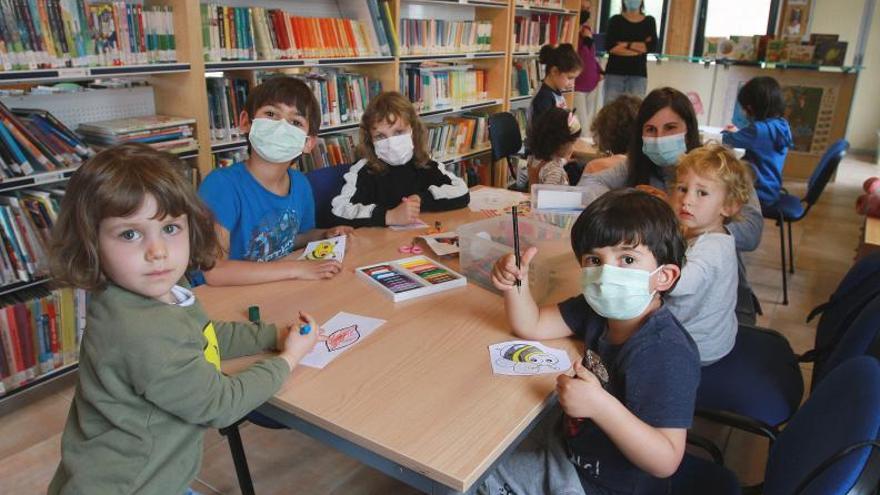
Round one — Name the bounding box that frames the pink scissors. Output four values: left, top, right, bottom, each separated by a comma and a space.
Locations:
398, 239, 423, 254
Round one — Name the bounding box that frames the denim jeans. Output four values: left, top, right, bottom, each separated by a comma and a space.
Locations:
603, 74, 647, 105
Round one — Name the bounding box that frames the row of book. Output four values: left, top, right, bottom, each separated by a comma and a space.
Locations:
510, 56, 543, 97
0, 1, 177, 71
200, 0, 397, 62
426, 112, 489, 162
212, 147, 247, 169
207, 76, 248, 142
300, 70, 383, 132
399, 19, 493, 56
0, 286, 87, 397
513, 14, 575, 53
301, 133, 357, 173
0, 101, 93, 178
401, 64, 488, 112
77, 114, 198, 155
703, 33, 849, 66
516, 0, 566, 8
0, 188, 60, 287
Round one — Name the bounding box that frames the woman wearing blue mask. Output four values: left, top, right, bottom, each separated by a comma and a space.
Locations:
579, 87, 765, 325
603, 0, 657, 105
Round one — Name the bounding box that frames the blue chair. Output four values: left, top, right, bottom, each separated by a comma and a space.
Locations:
812, 292, 880, 388
672, 356, 880, 495
761, 139, 849, 305
306, 163, 354, 228
488, 111, 523, 190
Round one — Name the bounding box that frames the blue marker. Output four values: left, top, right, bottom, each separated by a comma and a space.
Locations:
299, 324, 312, 335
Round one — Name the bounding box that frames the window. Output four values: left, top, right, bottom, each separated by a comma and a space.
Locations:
598, 0, 670, 53
694, 0, 781, 57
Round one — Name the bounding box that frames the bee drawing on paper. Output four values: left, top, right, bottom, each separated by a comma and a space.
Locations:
306, 240, 338, 260
496, 343, 560, 373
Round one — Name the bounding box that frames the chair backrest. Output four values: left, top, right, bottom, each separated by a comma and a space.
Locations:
764, 356, 880, 495
806, 251, 880, 384
813, 292, 880, 387
488, 111, 523, 161
306, 163, 354, 229
804, 139, 849, 210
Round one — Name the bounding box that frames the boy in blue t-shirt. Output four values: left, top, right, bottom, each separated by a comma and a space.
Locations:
199, 76, 352, 285
722, 76, 793, 206
485, 189, 700, 494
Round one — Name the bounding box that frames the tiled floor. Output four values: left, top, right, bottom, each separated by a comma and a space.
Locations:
1, 154, 876, 494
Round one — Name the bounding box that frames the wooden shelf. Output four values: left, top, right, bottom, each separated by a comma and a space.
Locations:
438, 146, 493, 166
0, 363, 78, 404
205, 56, 395, 71
0, 277, 51, 297
0, 168, 78, 193
399, 51, 507, 62
418, 98, 503, 117
0, 63, 190, 83
404, 0, 508, 8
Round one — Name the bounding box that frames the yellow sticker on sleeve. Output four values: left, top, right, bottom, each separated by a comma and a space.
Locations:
202, 322, 221, 371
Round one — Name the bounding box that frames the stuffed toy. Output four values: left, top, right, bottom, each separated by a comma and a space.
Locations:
856, 177, 880, 217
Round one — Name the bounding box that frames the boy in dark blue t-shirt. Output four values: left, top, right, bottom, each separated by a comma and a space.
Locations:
485, 189, 700, 494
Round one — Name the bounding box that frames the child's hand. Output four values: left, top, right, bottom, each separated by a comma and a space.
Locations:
386, 195, 421, 226
491, 246, 537, 292
279, 311, 322, 369
635, 184, 667, 201
325, 226, 353, 238
290, 260, 343, 280
556, 360, 609, 419
724, 124, 738, 132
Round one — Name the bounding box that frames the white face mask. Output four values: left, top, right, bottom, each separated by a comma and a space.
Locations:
374, 133, 414, 166
248, 118, 307, 164
581, 264, 662, 320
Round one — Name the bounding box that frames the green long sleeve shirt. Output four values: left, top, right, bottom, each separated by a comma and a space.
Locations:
49, 284, 290, 495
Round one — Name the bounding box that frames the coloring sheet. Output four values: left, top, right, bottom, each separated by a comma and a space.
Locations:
419, 232, 460, 256
469, 189, 528, 212
299, 235, 347, 261
489, 340, 572, 376
299, 312, 386, 369
389, 219, 429, 231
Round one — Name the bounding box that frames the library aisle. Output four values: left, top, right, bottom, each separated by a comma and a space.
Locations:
0, 152, 876, 493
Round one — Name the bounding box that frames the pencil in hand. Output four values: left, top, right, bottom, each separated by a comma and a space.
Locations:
512, 206, 522, 294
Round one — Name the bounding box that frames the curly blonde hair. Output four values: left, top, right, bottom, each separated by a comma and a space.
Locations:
676, 144, 753, 223
358, 92, 431, 174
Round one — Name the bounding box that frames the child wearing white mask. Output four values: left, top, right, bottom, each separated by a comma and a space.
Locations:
330, 91, 470, 227
486, 189, 699, 495
198, 76, 353, 286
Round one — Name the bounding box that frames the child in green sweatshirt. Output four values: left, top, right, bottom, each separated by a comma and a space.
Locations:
47, 143, 321, 495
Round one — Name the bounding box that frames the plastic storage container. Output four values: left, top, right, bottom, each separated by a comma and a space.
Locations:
530, 184, 590, 230
457, 215, 579, 303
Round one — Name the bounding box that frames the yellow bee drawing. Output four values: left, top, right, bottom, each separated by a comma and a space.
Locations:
496, 343, 560, 373
306, 240, 337, 260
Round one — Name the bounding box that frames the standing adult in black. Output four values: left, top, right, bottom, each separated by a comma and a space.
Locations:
603, 0, 657, 105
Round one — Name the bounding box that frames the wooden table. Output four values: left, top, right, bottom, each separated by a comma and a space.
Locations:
200, 206, 580, 494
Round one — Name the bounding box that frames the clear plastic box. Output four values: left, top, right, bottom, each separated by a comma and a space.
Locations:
457, 215, 579, 302
530, 184, 589, 230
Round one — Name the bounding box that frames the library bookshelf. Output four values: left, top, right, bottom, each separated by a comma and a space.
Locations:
0, 0, 580, 402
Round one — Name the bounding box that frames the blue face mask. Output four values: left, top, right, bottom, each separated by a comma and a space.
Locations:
248, 118, 308, 164
642, 133, 687, 167
581, 264, 662, 320
624, 0, 642, 11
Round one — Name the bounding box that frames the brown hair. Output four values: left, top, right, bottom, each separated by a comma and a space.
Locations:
591, 94, 642, 155
50, 143, 220, 291
358, 91, 431, 174
246, 75, 321, 136
676, 144, 753, 223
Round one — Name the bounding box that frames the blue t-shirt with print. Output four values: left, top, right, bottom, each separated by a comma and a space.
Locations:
557, 295, 700, 494
198, 162, 315, 262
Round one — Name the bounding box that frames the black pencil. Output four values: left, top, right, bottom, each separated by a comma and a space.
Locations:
512, 206, 522, 294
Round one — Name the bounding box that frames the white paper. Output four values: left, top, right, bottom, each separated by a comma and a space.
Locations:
389, 219, 429, 231
536, 190, 583, 211
469, 189, 528, 212
489, 340, 572, 376
419, 232, 460, 256
298, 235, 347, 261
300, 312, 387, 369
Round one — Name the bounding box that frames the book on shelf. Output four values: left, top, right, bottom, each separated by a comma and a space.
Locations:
399, 19, 493, 56
0, 102, 92, 178
0, 188, 62, 287
510, 57, 543, 97
77, 115, 198, 155
514, 14, 574, 52
401, 62, 487, 112
200, 0, 397, 62
426, 111, 489, 162
212, 147, 247, 169
293, 69, 383, 130
0, 285, 87, 397
0, 1, 176, 71
511, 107, 527, 138
518, 0, 566, 8
206, 76, 248, 142
301, 133, 357, 173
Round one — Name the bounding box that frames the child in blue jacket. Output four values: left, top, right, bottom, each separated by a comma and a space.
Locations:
722, 76, 793, 206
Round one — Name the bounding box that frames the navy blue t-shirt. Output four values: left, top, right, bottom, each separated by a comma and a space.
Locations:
557, 295, 700, 494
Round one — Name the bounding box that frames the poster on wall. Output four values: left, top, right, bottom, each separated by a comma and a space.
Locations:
725, 79, 837, 156
778, 0, 812, 39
